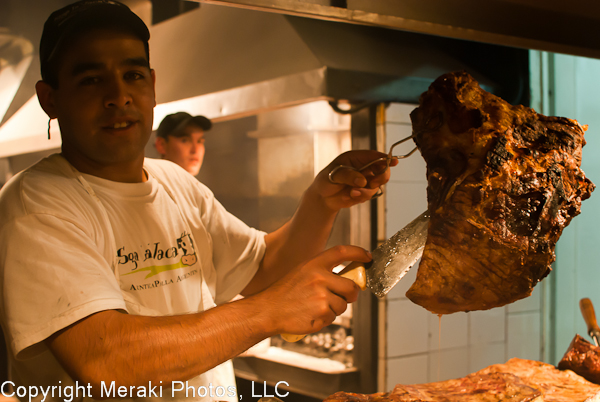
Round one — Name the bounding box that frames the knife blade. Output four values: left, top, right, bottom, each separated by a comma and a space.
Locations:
282, 210, 430, 342
580, 297, 600, 346
362, 209, 429, 297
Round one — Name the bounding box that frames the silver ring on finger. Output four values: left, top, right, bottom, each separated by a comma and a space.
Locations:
328, 165, 356, 184
371, 187, 384, 199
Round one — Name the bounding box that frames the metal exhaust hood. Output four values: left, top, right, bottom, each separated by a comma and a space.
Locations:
151, 3, 529, 123
192, 0, 600, 60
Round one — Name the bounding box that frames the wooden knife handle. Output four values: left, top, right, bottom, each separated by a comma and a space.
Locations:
281, 262, 367, 343
580, 298, 600, 334
337, 261, 367, 291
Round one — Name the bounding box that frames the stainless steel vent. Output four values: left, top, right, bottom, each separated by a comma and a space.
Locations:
151, 3, 528, 122
192, 0, 600, 60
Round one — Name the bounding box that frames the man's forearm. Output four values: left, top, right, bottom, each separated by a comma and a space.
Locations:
48, 244, 370, 397
273, 186, 338, 266
243, 150, 394, 296
47, 298, 276, 396
244, 186, 338, 295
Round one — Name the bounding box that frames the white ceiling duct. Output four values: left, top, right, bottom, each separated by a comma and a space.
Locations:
0, 95, 61, 158
0, 29, 33, 123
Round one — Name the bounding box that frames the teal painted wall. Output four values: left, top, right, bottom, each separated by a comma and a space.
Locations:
531, 51, 600, 363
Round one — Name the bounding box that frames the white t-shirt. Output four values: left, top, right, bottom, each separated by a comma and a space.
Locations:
0, 154, 266, 402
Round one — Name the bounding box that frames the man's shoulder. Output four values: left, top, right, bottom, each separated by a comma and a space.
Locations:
143, 157, 185, 177
19, 153, 80, 190
144, 158, 213, 196
0, 154, 94, 219
2, 153, 66, 189
144, 157, 197, 178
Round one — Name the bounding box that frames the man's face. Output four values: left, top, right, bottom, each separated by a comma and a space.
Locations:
41, 28, 156, 180
156, 125, 206, 176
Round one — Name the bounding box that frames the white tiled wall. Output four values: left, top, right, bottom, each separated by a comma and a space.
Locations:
386, 354, 428, 387
536, 52, 600, 363
428, 347, 470, 382
386, 299, 429, 356
381, 103, 543, 390
506, 313, 541, 361
429, 312, 468, 351
469, 342, 506, 372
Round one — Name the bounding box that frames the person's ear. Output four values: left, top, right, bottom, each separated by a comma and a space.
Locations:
155, 136, 167, 156
151, 69, 157, 107
35, 80, 58, 119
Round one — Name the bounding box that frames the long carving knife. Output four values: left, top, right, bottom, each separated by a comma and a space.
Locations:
282, 210, 430, 342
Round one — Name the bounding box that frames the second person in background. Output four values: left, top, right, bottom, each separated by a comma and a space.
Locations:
155, 111, 212, 176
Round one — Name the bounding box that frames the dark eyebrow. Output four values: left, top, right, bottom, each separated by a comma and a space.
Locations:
70, 57, 150, 77
71, 62, 104, 77
124, 57, 150, 69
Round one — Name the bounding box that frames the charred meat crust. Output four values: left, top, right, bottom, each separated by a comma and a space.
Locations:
559, 334, 600, 385
406, 71, 594, 315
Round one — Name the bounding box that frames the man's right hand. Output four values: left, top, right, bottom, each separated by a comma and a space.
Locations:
255, 245, 372, 336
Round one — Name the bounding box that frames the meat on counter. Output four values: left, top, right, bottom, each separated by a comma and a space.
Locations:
324, 358, 600, 402
559, 334, 600, 385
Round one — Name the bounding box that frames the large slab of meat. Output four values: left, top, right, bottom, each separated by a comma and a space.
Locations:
483, 358, 600, 401
558, 334, 600, 385
323, 358, 600, 402
324, 372, 542, 401
406, 71, 595, 314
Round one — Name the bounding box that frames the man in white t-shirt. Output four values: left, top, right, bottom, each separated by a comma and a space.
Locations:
0, 1, 396, 401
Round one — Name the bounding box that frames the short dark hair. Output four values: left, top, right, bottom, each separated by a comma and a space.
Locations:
40, 0, 150, 88
156, 112, 212, 139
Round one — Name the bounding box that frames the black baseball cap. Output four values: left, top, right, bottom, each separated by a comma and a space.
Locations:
40, 0, 150, 84
156, 112, 213, 139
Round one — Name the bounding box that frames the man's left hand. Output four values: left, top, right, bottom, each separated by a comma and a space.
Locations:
311, 150, 398, 212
